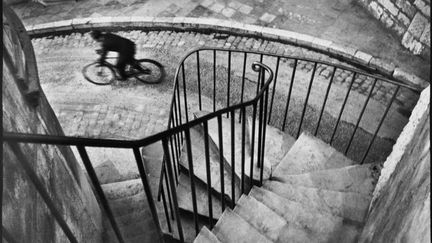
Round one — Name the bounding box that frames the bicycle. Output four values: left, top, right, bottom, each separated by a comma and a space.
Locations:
82, 53, 165, 85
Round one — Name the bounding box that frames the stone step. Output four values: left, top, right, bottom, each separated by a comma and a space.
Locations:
109, 191, 149, 216
212, 208, 272, 243
82, 147, 141, 185
178, 125, 241, 203
249, 186, 361, 243
120, 215, 158, 241
273, 132, 357, 177
234, 195, 316, 242
233, 194, 286, 241
176, 172, 223, 220
263, 180, 371, 223
194, 226, 221, 243
247, 117, 296, 170
194, 111, 271, 184
273, 163, 381, 195
102, 179, 144, 200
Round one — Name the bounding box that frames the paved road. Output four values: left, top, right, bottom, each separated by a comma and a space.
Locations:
10, 0, 430, 81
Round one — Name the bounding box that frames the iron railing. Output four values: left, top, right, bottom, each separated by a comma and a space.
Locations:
3, 50, 274, 242
3, 47, 421, 243
156, 47, 421, 241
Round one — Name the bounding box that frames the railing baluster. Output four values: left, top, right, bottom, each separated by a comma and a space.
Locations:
260, 74, 269, 185
203, 121, 214, 229
330, 72, 357, 145
361, 85, 400, 164
176, 83, 184, 142
160, 185, 173, 233
213, 49, 217, 112
196, 51, 202, 110
255, 54, 264, 95
181, 63, 189, 123
268, 56, 280, 124
241, 107, 246, 194
282, 59, 297, 131
169, 136, 179, 185
296, 62, 317, 138
239, 52, 247, 122
7, 142, 79, 243
217, 115, 226, 211
257, 72, 264, 170
132, 147, 164, 241
315, 66, 337, 136
163, 164, 175, 220
184, 129, 199, 235
162, 139, 184, 242
345, 78, 378, 155
230, 110, 235, 208
249, 104, 257, 190
227, 50, 232, 115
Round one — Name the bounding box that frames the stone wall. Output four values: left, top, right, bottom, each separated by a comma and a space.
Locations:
2, 5, 105, 242
359, 86, 430, 242
357, 0, 430, 59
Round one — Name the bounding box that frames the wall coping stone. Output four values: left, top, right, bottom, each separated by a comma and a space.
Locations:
25, 16, 428, 90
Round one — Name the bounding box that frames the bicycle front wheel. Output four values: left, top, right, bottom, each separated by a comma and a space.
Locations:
82, 62, 115, 85
133, 59, 165, 84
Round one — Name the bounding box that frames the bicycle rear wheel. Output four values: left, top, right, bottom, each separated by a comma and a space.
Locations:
132, 59, 165, 84
82, 62, 115, 85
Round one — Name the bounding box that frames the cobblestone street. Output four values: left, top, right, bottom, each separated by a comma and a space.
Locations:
34, 29, 412, 143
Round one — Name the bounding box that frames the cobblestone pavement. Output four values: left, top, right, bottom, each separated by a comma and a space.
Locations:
34, 29, 413, 141
10, 0, 430, 81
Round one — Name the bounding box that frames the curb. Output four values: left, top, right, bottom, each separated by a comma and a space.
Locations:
25, 17, 428, 90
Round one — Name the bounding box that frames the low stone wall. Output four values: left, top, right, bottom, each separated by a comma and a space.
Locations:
359, 86, 430, 242
3, 5, 104, 242
357, 0, 430, 59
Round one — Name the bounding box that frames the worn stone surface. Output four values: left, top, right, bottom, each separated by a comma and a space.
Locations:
360, 0, 431, 59
212, 208, 272, 243
273, 132, 357, 177
3, 5, 104, 242
274, 163, 381, 195
250, 186, 362, 243
359, 87, 430, 242
194, 226, 221, 243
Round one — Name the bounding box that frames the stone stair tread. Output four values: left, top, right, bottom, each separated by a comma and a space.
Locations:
102, 178, 144, 200
247, 117, 296, 170
194, 111, 271, 183
177, 172, 223, 220
249, 186, 361, 243
83, 147, 141, 185
272, 163, 381, 195
263, 180, 371, 223
194, 226, 221, 243
212, 208, 272, 243
273, 132, 357, 177
126, 231, 160, 243
234, 194, 316, 242
120, 214, 158, 240
179, 125, 241, 203
109, 190, 150, 216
